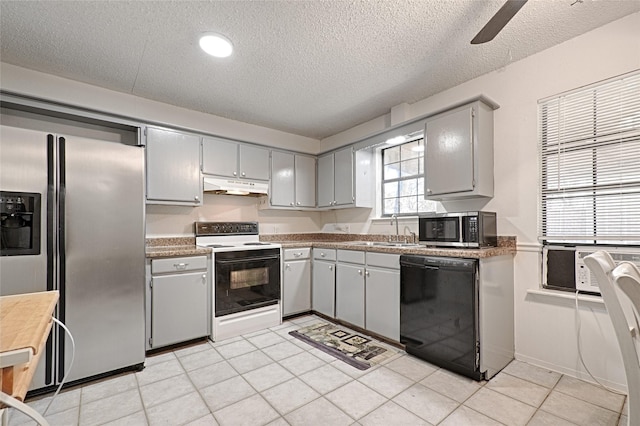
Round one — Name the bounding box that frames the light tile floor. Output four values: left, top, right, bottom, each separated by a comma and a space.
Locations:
9, 314, 629, 426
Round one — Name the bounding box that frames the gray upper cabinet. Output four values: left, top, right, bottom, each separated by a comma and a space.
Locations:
334, 147, 354, 206
295, 154, 316, 207
424, 100, 494, 200
145, 127, 202, 205
270, 151, 295, 206
202, 137, 269, 181
270, 150, 316, 208
240, 144, 270, 181
202, 137, 237, 177
317, 146, 373, 209
317, 153, 335, 208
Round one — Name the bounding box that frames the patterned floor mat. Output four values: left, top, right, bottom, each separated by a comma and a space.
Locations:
289, 322, 398, 370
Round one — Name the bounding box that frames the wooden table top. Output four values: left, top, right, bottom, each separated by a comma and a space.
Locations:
0, 290, 59, 402
0, 291, 58, 355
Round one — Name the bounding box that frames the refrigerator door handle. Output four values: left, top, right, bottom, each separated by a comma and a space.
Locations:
57, 136, 66, 382
46, 134, 56, 385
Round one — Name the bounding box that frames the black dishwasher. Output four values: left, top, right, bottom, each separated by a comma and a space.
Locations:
400, 255, 482, 380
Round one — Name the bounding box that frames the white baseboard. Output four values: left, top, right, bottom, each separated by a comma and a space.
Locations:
514, 352, 628, 393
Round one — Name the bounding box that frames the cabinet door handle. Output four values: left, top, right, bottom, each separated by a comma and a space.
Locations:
285, 264, 291, 270
365, 271, 370, 277
233, 171, 237, 176
296, 201, 301, 205
194, 195, 200, 201
241, 172, 246, 177
357, 269, 362, 275
290, 202, 294, 206
293, 252, 301, 258
320, 252, 325, 257
174, 263, 188, 270
202, 274, 206, 283
329, 265, 333, 271
426, 188, 432, 194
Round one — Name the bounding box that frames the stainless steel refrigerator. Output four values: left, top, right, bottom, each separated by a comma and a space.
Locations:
0, 122, 145, 392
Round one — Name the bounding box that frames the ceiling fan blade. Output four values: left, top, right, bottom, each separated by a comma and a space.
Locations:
471, 0, 528, 44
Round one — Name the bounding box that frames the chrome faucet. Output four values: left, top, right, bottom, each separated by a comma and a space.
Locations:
391, 214, 399, 242
404, 226, 417, 244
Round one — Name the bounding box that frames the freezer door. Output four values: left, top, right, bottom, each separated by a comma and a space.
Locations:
0, 125, 53, 390
62, 136, 145, 382
0, 126, 50, 294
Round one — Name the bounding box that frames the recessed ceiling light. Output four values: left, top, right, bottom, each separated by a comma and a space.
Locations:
199, 33, 233, 58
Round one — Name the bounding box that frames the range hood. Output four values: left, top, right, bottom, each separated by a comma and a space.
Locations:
203, 175, 268, 197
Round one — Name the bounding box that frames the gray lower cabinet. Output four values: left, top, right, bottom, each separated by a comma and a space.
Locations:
336, 263, 365, 328
283, 248, 311, 316
146, 127, 202, 205
334, 250, 400, 341
365, 252, 400, 341
148, 256, 209, 349
312, 249, 336, 318
365, 266, 400, 341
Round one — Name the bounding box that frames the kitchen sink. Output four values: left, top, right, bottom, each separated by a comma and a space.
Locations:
351, 241, 421, 248
373, 242, 421, 247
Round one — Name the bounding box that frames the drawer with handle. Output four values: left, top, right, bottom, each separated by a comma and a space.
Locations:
151, 255, 207, 274
284, 247, 311, 261
313, 248, 336, 261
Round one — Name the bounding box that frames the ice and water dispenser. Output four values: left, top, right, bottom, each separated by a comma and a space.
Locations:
0, 191, 41, 256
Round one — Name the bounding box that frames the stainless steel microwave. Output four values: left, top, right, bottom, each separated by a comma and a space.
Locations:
418, 211, 497, 248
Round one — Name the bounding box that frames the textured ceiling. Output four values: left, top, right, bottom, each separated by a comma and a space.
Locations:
1, 1, 639, 140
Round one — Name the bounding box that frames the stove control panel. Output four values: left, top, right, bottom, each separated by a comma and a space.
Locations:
195, 221, 259, 236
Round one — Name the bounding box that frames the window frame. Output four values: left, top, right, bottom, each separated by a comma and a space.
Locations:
538, 71, 640, 245
380, 137, 434, 217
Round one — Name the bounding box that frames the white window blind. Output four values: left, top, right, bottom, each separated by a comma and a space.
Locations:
539, 71, 640, 244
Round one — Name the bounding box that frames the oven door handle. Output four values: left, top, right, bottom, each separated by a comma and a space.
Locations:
215, 255, 280, 264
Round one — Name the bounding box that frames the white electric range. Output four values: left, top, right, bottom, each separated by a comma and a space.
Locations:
195, 221, 282, 341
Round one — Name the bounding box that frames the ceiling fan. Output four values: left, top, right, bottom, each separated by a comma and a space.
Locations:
471, 0, 528, 44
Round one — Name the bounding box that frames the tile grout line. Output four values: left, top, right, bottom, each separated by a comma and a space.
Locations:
251, 330, 333, 423
132, 371, 152, 426
173, 341, 224, 425
204, 331, 311, 423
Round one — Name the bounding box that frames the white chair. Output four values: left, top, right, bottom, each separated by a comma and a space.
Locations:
584, 251, 639, 425
612, 261, 640, 423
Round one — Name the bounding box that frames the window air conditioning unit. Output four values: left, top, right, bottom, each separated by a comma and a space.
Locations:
574, 246, 640, 294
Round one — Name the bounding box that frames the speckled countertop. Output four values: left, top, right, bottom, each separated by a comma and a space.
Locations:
145, 237, 211, 258
146, 234, 516, 259
263, 234, 515, 259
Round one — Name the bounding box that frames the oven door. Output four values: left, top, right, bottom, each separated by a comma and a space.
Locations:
215, 248, 281, 316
